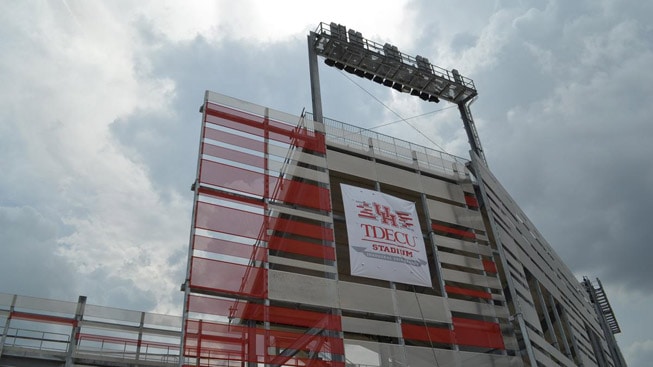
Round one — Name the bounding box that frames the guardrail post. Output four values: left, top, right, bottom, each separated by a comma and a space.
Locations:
0, 294, 17, 357
65, 295, 86, 367
136, 311, 145, 365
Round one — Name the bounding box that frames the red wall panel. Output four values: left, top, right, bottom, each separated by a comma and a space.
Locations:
205, 103, 326, 154
401, 323, 455, 344
452, 317, 505, 350
431, 222, 476, 240
202, 142, 265, 169
193, 235, 266, 262
204, 126, 264, 152
188, 295, 341, 331
268, 235, 336, 261
185, 98, 336, 366
445, 285, 492, 299
189, 257, 266, 298
482, 259, 498, 274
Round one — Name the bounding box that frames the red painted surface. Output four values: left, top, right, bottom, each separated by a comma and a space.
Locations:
184, 100, 343, 367
205, 103, 326, 154
189, 257, 267, 298
452, 317, 505, 350
185, 319, 344, 363
199, 160, 331, 211
193, 235, 267, 262
188, 295, 341, 331
204, 126, 264, 152
202, 142, 265, 169
431, 222, 476, 239
464, 194, 479, 208
268, 235, 336, 261
400, 318, 505, 350
482, 259, 498, 273
11, 311, 76, 326
401, 323, 455, 344
445, 285, 493, 299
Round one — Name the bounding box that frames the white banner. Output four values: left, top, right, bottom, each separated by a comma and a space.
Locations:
341, 184, 432, 287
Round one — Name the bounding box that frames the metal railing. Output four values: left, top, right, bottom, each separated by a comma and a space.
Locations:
0, 292, 181, 366
308, 113, 469, 179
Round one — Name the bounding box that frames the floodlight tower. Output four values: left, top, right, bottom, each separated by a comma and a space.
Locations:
307, 22, 487, 165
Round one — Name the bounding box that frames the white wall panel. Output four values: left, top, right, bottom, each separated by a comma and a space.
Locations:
427, 199, 458, 223
341, 316, 399, 338
434, 235, 493, 257
268, 255, 335, 273
395, 291, 451, 323
405, 347, 522, 367
529, 331, 576, 367
438, 252, 483, 271
419, 174, 462, 202
375, 163, 420, 191
338, 282, 394, 316
326, 149, 376, 179
441, 269, 502, 290
447, 298, 509, 318
268, 202, 332, 223
268, 270, 338, 308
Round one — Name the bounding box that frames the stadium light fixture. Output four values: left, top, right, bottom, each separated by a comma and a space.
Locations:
309, 22, 488, 165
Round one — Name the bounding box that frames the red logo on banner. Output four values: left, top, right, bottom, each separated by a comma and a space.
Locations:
355, 201, 414, 229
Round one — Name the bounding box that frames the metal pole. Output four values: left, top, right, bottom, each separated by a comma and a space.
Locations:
136, 311, 145, 364
457, 100, 487, 166
308, 32, 324, 123
0, 294, 17, 357
65, 295, 86, 367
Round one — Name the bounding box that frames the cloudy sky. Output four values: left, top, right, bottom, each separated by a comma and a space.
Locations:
1, 0, 651, 365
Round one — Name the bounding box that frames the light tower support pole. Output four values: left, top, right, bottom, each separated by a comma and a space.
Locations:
307, 32, 324, 124
452, 69, 487, 166
458, 99, 487, 165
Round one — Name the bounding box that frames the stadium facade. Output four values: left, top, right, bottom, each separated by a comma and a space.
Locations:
178, 90, 626, 367
0, 81, 626, 367
0, 23, 625, 367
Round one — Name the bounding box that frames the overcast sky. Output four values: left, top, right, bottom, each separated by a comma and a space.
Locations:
1, 1, 651, 365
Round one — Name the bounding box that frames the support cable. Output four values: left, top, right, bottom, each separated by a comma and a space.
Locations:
340, 71, 452, 153
366, 105, 458, 131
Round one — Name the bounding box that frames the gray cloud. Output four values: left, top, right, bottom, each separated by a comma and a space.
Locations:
0, 206, 77, 299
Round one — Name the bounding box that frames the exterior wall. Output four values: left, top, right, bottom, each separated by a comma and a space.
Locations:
326, 143, 520, 367
182, 91, 523, 367
182, 91, 342, 367
180, 91, 624, 367
0, 91, 625, 367
470, 152, 623, 367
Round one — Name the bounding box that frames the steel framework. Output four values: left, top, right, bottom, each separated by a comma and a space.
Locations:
308, 22, 487, 165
